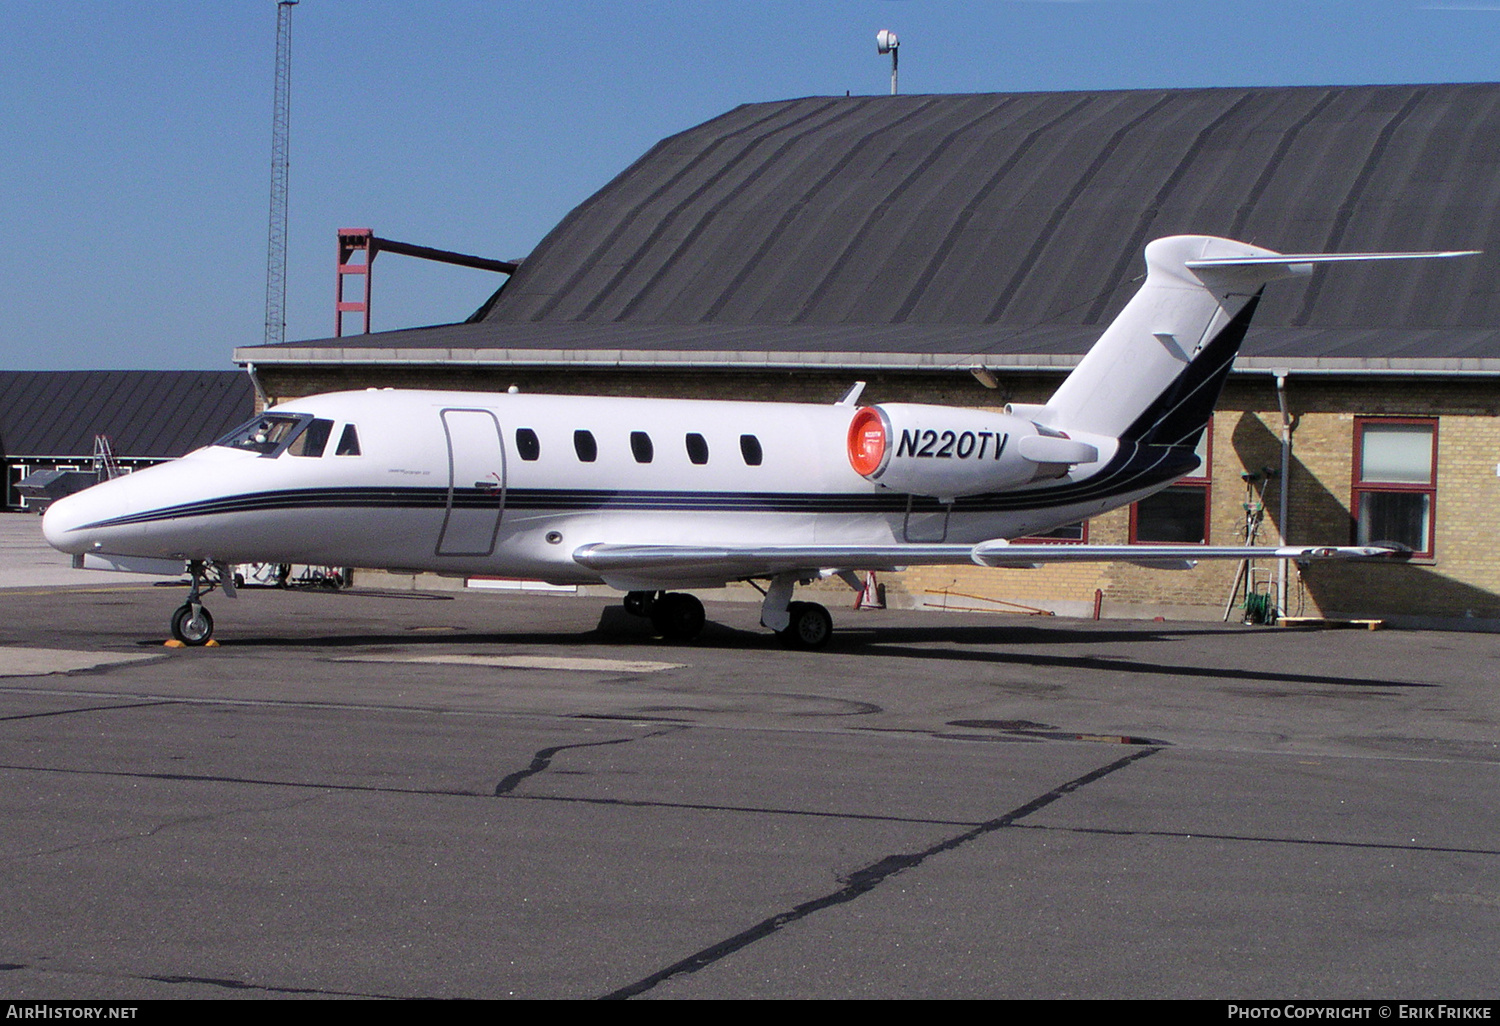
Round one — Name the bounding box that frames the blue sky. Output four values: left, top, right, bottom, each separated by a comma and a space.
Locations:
4, 0, 1499, 370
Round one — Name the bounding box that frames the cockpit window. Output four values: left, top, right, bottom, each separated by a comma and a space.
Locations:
287, 419, 333, 457
214, 414, 312, 457
335, 423, 361, 456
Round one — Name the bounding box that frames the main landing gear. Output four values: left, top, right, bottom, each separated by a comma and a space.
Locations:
169, 560, 235, 646
623, 590, 706, 643
777, 601, 833, 650
621, 576, 837, 650
758, 572, 834, 650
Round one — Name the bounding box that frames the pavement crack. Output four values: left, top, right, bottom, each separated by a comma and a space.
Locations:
0, 700, 179, 723
601, 745, 1162, 1000
494, 726, 684, 796
139, 972, 402, 998
12, 794, 326, 863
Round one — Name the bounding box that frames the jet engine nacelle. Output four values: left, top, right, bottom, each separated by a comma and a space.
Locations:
847, 403, 1100, 499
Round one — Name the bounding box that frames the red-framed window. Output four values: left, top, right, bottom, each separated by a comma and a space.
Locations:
1352, 418, 1437, 558
1130, 425, 1212, 545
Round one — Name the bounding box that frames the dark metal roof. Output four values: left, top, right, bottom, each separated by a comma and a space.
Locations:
243, 84, 1500, 370
0, 371, 256, 459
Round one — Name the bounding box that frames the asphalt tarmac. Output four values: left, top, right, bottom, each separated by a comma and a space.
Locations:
1, 574, 1498, 1000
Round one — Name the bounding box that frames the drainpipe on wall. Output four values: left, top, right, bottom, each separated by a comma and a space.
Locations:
1274, 369, 1291, 618
245, 362, 270, 412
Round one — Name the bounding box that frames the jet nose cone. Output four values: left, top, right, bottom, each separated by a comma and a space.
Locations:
42, 491, 91, 554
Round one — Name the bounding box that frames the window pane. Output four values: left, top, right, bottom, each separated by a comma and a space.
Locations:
1358, 491, 1431, 552
515, 428, 540, 461
1135, 486, 1207, 543
335, 424, 361, 456
630, 431, 654, 463
1361, 424, 1433, 484
685, 433, 709, 465
740, 434, 763, 466
214, 414, 306, 456
287, 419, 332, 458
573, 430, 597, 463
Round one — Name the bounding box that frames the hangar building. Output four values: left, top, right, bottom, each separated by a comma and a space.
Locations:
1, 372, 255, 511
236, 84, 1500, 627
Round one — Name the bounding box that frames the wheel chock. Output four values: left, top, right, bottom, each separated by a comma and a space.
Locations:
205, 640, 220, 647
164, 639, 186, 648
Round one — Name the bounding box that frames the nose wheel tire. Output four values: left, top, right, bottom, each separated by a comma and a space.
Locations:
171, 604, 214, 646
649, 592, 705, 643
778, 601, 832, 650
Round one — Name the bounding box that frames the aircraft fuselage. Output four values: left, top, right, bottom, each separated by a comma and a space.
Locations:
42, 388, 1147, 588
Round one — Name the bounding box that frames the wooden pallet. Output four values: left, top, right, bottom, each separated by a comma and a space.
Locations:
1277, 617, 1386, 630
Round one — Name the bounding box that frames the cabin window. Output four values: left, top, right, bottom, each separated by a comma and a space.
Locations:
516, 428, 540, 461
740, 434, 763, 466
287, 419, 333, 458
1353, 418, 1437, 557
1131, 426, 1211, 544
685, 433, 709, 465
574, 430, 598, 463
630, 431, 654, 463
335, 423, 361, 456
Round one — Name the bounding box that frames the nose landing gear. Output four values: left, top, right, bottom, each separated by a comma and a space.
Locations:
168, 560, 235, 646
170, 602, 214, 645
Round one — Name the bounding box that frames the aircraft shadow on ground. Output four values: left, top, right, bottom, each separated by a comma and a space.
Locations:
164, 603, 1434, 691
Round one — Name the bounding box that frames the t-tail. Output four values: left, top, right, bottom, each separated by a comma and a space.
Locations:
1016, 235, 1478, 450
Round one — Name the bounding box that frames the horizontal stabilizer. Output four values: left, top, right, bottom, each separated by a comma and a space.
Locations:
1185, 248, 1480, 284
1186, 249, 1479, 267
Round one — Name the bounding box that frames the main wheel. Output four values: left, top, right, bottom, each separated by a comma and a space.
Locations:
650, 592, 705, 643
170, 604, 214, 646
623, 590, 657, 617
778, 601, 832, 650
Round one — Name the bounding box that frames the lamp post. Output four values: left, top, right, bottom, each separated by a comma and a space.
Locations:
876, 30, 899, 95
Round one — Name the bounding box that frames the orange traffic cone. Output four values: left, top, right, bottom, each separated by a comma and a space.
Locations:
855, 572, 885, 610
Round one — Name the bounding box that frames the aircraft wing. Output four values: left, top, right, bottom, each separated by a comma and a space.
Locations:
571, 543, 979, 580
572, 541, 1406, 581
970, 541, 1405, 568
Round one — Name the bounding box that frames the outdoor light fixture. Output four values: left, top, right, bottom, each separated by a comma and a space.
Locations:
876, 29, 899, 95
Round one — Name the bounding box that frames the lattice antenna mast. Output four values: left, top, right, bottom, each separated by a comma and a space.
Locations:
264, 1, 298, 347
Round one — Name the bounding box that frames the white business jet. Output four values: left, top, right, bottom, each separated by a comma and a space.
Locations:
43, 236, 1472, 647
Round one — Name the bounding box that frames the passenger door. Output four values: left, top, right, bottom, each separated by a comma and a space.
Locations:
436, 408, 505, 557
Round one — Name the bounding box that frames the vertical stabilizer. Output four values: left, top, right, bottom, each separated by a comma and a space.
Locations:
1035, 235, 1477, 446
1039, 235, 1279, 445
